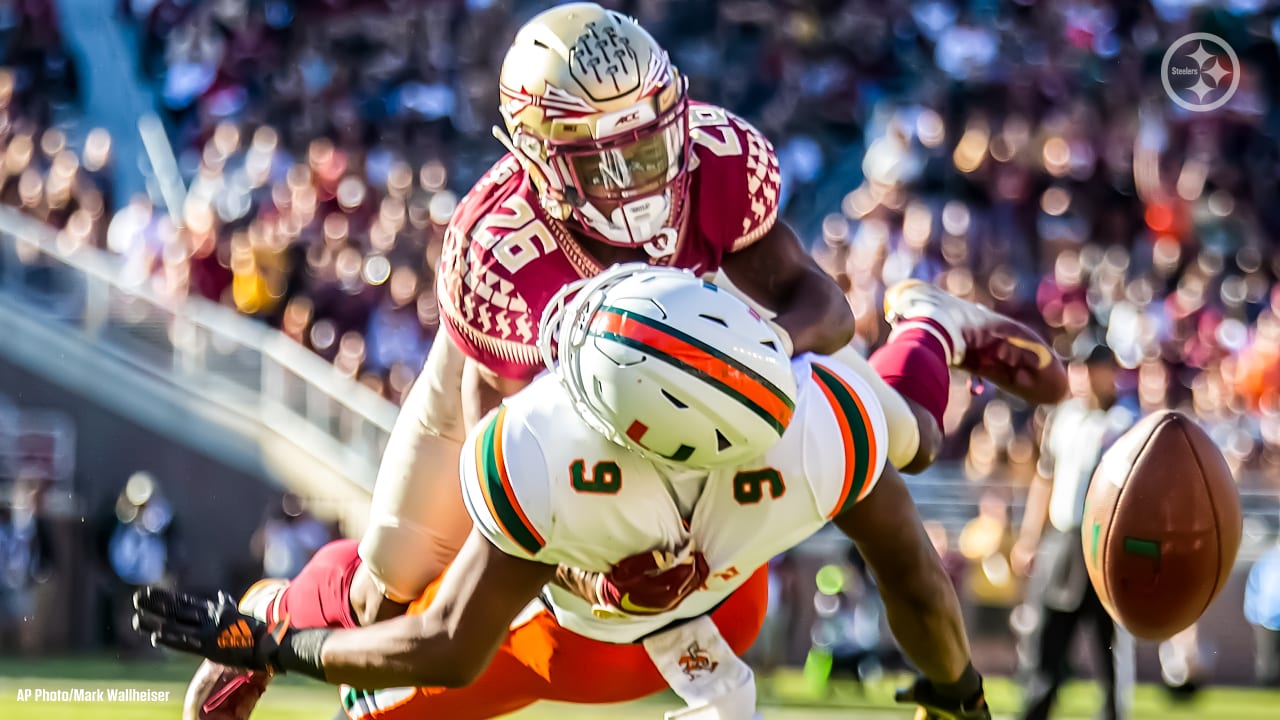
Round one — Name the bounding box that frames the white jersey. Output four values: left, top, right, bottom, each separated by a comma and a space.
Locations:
459, 353, 888, 643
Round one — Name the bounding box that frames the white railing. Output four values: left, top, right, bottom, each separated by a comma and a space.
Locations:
0, 206, 397, 492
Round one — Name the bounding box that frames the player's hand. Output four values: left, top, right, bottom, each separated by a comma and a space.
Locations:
133, 587, 285, 673
895, 671, 991, 720
1011, 539, 1037, 578
593, 544, 709, 617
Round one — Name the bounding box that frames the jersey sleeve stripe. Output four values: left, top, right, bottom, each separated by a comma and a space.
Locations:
590, 306, 795, 435
812, 363, 878, 516
475, 407, 545, 555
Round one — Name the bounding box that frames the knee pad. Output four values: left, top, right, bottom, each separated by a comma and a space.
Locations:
830, 346, 920, 470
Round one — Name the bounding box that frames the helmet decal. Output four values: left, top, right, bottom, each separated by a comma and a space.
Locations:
569, 21, 642, 101
640, 50, 673, 99
587, 305, 795, 435
500, 82, 598, 120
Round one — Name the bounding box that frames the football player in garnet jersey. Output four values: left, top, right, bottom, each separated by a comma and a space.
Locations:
173, 4, 1065, 718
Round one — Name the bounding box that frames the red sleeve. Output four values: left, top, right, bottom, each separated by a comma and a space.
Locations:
687, 104, 783, 258
435, 156, 572, 382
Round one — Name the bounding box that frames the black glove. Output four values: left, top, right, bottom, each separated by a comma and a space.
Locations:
133, 587, 285, 672
894, 664, 991, 720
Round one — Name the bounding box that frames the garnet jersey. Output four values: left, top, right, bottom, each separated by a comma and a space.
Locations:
458, 354, 888, 644
437, 103, 783, 381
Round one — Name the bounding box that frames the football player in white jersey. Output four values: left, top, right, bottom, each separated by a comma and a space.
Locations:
136, 265, 991, 720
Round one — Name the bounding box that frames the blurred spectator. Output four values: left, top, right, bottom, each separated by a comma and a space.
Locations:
0, 2, 110, 253
98, 471, 183, 655
251, 493, 332, 580
959, 491, 1020, 645
0, 469, 55, 656
1012, 344, 1135, 720
1246, 541, 1280, 685
82, 0, 1280, 455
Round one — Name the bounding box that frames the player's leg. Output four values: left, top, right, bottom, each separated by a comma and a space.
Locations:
882, 280, 1067, 407
1087, 587, 1134, 720
1017, 604, 1079, 720
353, 333, 473, 622
1087, 591, 1120, 720
715, 270, 1061, 474
842, 281, 1066, 473
1256, 624, 1280, 684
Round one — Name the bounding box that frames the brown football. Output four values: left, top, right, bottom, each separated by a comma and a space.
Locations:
1081, 410, 1242, 640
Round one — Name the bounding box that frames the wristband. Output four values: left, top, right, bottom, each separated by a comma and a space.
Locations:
276, 628, 332, 681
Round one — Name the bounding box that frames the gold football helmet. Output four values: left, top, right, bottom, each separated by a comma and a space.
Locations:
496, 2, 689, 250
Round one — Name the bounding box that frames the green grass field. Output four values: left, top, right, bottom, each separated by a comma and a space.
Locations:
0, 657, 1277, 719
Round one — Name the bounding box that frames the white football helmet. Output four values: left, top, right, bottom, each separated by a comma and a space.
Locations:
539, 264, 797, 469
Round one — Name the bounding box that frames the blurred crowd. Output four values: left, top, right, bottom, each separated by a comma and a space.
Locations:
0, 0, 112, 250
800, 1, 1280, 486
0, 1, 1277, 482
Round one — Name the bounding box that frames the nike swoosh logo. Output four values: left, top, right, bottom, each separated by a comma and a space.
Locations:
1007, 336, 1054, 369
617, 593, 670, 614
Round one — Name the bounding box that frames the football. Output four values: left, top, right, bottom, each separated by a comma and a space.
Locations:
1081, 410, 1242, 640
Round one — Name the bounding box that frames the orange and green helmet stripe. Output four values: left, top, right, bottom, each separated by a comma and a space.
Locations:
587, 306, 795, 435
475, 407, 545, 555
812, 363, 878, 517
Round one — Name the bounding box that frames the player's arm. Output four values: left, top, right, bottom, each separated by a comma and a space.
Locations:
718, 220, 855, 356
1012, 410, 1055, 576
134, 530, 552, 689
311, 529, 553, 688
462, 356, 531, 429
833, 465, 988, 718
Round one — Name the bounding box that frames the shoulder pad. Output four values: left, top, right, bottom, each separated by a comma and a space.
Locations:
805, 360, 888, 518
460, 404, 553, 559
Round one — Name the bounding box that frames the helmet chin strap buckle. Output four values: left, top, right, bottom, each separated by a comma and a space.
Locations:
577, 194, 674, 251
